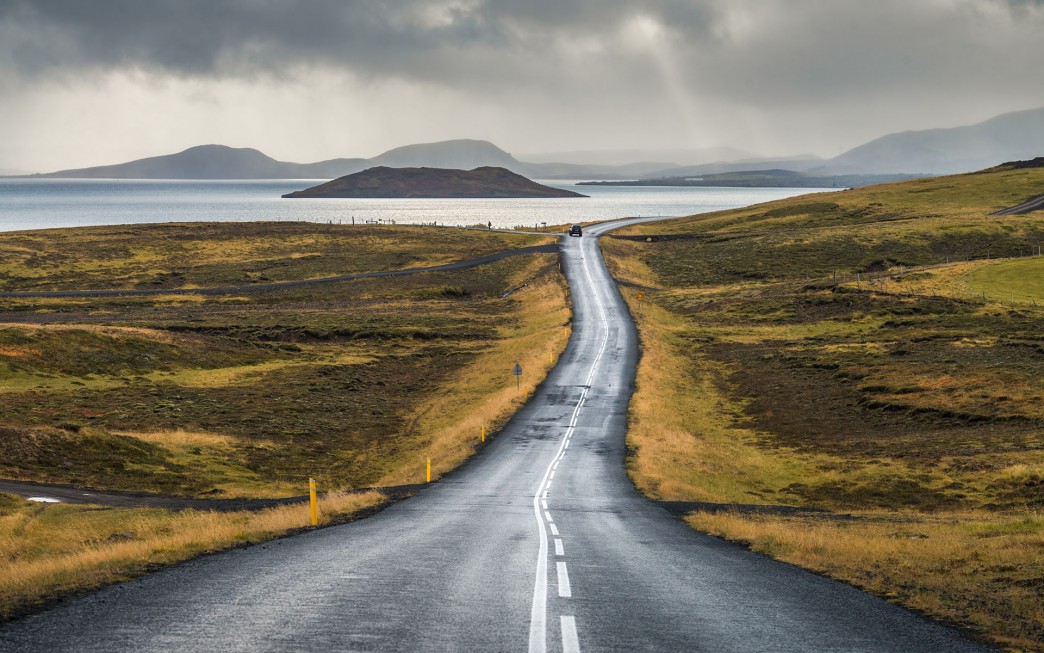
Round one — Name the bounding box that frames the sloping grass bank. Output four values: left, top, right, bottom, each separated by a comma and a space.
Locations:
0, 222, 570, 619
0, 490, 383, 620
601, 164, 1043, 651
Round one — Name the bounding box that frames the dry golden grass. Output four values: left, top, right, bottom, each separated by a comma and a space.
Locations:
602, 210, 1044, 650
622, 291, 818, 503
0, 490, 383, 619
118, 428, 239, 448
377, 254, 571, 486
0, 322, 178, 343
688, 510, 1044, 652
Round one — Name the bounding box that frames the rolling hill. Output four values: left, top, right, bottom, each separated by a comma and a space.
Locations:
28, 145, 372, 180
20, 106, 1044, 180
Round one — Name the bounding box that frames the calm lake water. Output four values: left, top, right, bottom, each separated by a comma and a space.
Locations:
0, 179, 837, 233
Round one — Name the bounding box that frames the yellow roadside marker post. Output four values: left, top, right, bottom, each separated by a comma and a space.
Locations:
308, 478, 318, 526
426, 458, 431, 483
481, 425, 486, 443
636, 292, 643, 315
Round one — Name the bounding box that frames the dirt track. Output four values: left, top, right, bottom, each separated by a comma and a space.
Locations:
0, 479, 426, 511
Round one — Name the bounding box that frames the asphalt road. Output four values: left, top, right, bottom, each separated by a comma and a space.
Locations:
993, 192, 1044, 215
0, 218, 993, 652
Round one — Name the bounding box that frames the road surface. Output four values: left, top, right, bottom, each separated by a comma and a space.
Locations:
0, 218, 992, 652
993, 192, 1044, 215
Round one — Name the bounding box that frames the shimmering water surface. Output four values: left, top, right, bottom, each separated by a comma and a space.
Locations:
0, 179, 837, 232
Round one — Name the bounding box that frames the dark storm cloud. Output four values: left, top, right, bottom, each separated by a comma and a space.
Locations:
1, 0, 1042, 171
3, 0, 1041, 107
0, 0, 719, 82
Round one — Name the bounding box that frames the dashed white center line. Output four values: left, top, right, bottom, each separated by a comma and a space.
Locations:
561, 616, 580, 653
556, 562, 572, 598
541, 500, 548, 510
530, 237, 613, 653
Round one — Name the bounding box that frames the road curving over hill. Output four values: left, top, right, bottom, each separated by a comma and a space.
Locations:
0, 217, 993, 652
993, 192, 1044, 215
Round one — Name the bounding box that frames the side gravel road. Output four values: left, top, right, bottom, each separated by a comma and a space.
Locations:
0, 243, 559, 298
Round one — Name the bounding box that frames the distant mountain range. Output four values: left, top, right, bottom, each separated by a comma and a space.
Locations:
16, 106, 1044, 180
579, 169, 921, 189
20, 140, 705, 181
825, 106, 1044, 175
283, 166, 586, 199
518, 146, 759, 168
26, 146, 371, 180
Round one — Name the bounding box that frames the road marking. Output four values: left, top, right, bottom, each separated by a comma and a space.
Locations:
561, 616, 580, 653
529, 237, 610, 653
557, 562, 572, 597
555, 539, 564, 556
544, 511, 553, 522
541, 500, 548, 510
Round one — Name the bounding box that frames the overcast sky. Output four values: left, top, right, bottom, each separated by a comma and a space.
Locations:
1, 0, 1042, 171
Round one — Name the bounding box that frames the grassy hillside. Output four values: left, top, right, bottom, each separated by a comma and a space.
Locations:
623, 164, 1044, 288
0, 222, 569, 617
602, 164, 1043, 651
0, 222, 548, 291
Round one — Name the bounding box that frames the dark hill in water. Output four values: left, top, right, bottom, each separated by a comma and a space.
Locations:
282, 166, 587, 198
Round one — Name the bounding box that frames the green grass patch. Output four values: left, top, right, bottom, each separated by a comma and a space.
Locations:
962, 257, 1044, 304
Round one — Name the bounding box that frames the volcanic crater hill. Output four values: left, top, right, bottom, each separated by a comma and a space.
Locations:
282, 166, 588, 199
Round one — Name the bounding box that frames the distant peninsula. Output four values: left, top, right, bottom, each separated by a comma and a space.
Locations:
282, 166, 587, 199
578, 169, 921, 189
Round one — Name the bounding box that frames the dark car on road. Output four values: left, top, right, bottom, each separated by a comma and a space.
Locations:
569, 224, 583, 237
